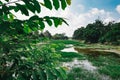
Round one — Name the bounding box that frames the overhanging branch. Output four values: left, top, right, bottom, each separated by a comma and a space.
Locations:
0, 0, 22, 6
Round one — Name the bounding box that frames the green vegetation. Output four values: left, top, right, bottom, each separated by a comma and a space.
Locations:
0, 0, 71, 80
51, 40, 83, 46
53, 33, 68, 40
50, 40, 120, 80
67, 68, 99, 80
39, 31, 69, 40
49, 40, 86, 62
73, 20, 120, 45
87, 54, 120, 79
0, 0, 120, 79
58, 52, 85, 62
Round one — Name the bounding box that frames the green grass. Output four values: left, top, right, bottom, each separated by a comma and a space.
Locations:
49, 40, 87, 62
67, 68, 100, 80
99, 65, 120, 79
51, 40, 84, 46
48, 39, 120, 79
57, 51, 86, 62
87, 54, 120, 79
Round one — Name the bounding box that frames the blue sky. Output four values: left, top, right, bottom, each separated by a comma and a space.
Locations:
73, 0, 120, 11
72, 0, 120, 17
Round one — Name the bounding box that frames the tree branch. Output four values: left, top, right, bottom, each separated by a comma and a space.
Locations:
0, 0, 22, 6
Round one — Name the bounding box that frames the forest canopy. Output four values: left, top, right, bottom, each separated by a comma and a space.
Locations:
73, 20, 120, 45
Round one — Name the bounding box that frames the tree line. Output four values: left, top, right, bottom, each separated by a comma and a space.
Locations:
35, 30, 68, 40
73, 20, 120, 45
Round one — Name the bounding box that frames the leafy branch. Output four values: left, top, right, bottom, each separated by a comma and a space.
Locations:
0, 0, 71, 79
0, 0, 22, 6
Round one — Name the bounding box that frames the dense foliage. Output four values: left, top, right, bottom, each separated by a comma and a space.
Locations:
73, 20, 120, 45
0, 0, 71, 80
53, 33, 68, 40
72, 27, 85, 40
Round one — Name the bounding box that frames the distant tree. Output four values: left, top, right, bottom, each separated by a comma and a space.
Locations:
43, 30, 52, 38
73, 27, 85, 40
84, 28, 100, 43
39, 30, 52, 39
83, 20, 107, 43
100, 22, 120, 44
53, 33, 68, 40
73, 19, 120, 44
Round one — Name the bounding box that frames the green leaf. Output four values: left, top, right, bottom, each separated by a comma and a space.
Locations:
66, 0, 71, 5
22, 0, 30, 4
53, 69, 61, 79
0, 9, 3, 16
60, 68, 67, 79
57, 68, 67, 80
53, 0, 60, 10
23, 23, 32, 33
23, 0, 41, 13
52, 17, 61, 27
39, 20, 45, 30
31, 27, 38, 31
2, 5, 9, 14
0, 1, 3, 5
33, 0, 41, 13
38, 70, 47, 80
46, 69, 55, 80
61, 18, 69, 26
9, 6, 16, 10
32, 71, 38, 80
60, 0, 67, 10
29, 15, 39, 21
14, 7, 19, 12
3, 14, 9, 21
27, 21, 38, 31
44, 0, 52, 10
46, 19, 52, 26
44, 16, 52, 26
9, 13, 14, 22
26, 3, 36, 13
16, 3, 29, 16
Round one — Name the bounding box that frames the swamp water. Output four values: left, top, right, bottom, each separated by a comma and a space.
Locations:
60, 44, 117, 80
62, 59, 97, 71
61, 44, 97, 71
61, 44, 78, 53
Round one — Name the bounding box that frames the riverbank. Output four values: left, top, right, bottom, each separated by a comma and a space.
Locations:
49, 40, 120, 80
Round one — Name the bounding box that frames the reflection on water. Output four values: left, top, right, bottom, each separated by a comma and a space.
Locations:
62, 58, 97, 71
74, 48, 120, 57
61, 44, 114, 80
66, 44, 74, 47
61, 44, 78, 53
61, 47, 78, 53
62, 58, 111, 80
61, 45, 97, 71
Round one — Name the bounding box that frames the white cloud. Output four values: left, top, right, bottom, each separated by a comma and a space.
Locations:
74, 8, 114, 26
117, 18, 120, 22
104, 16, 115, 23
90, 8, 105, 15
116, 5, 120, 14
44, 8, 115, 37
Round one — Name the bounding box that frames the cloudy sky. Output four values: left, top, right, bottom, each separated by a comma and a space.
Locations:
12, 0, 120, 37
43, 0, 120, 37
